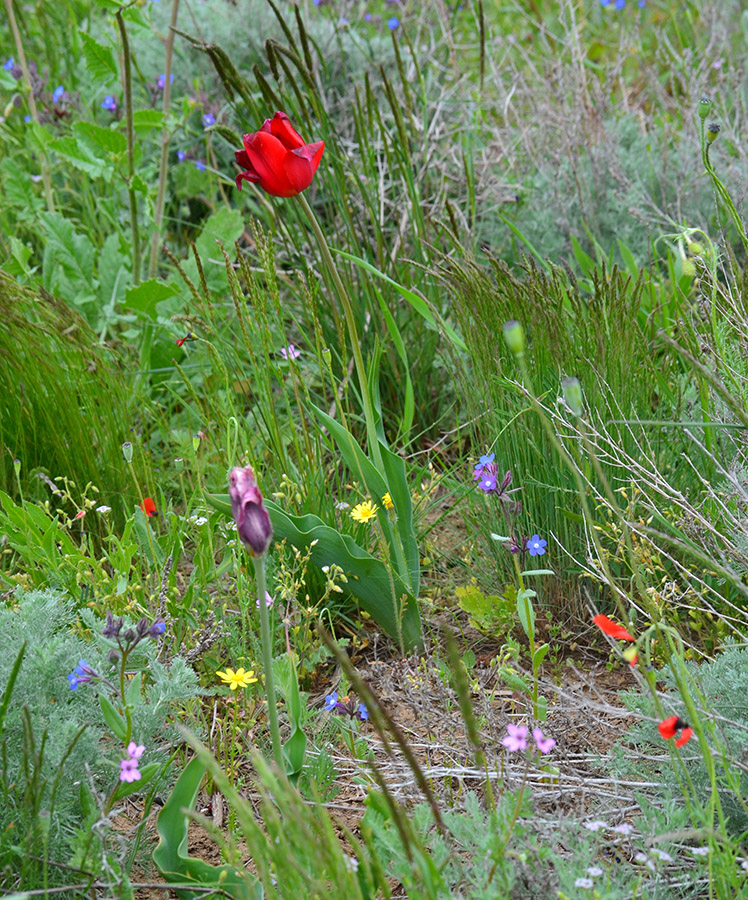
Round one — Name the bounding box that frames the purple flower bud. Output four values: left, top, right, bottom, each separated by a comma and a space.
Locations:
228, 466, 273, 557
108, 649, 120, 665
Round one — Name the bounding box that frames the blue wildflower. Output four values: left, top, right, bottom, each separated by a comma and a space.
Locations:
358, 703, 368, 721
202, 113, 215, 127
474, 452, 495, 472
177, 149, 186, 162
24, 114, 31, 123
477, 472, 497, 493
388, 16, 400, 29
101, 95, 117, 111
195, 160, 206, 171
157, 73, 174, 90
324, 692, 339, 711
615, 0, 625, 7
67, 659, 93, 690
52, 85, 64, 104
364, 12, 371, 20
526, 534, 547, 557
3, 58, 14, 71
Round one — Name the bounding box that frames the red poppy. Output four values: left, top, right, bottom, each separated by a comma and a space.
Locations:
235, 111, 324, 198
140, 497, 157, 517
658, 715, 693, 747
593, 614, 636, 642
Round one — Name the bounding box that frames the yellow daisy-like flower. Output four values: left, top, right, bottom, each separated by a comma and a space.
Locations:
382, 492, 394, 511
351, 500, 378, 523
216, 667, 258, 690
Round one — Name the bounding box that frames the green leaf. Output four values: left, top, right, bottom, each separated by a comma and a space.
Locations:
336, 250, 467, 351
532, 643, 550, 673
497, 669, 529, 693
39, 212, 97, 306
125, 671, 142, 706
133, 109, 164, 134
124, 279, 180, 320
516, 588, 536, 642
79, 31, 118, 82
49, 136, 108, 180
204, 492, 422, 650
99, 695, 128, 742
153, 757, 262, 900
519, 568, 555, 577
74, 122, 126, 157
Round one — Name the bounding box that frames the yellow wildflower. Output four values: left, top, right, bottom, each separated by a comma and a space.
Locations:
216, 667, 258, 690
351, 500, 378, 523
382, 492, 394, 510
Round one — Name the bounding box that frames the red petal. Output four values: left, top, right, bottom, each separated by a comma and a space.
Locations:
235, 147, 252, 169
141, 497, 156, 517
284, 141, 324, 194
675, 728, 693, 748
235, 170, 260, 191
593, 614, 635, 642
245, 131, 297, 196
658, 716, 678, 740
268, 111, 305, 150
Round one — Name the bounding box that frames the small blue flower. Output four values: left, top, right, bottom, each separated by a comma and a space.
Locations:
526, 534, 547, 557
101, 95, 117, 111
150, 620, 166, 635
195, 160, 206, 171
3, 58, 14, 71
615, 0, 625, 7
599, 0, 611, 5
474, 452, 495, 471
388, 16, 400, 29
67, 672, 79, 690
364, 12, 371, 20
202, 113, 215, 127
477, 472, 497, 493
53, 85, 64, 104
324, 692, 339, 711
339, 16, 349, 25
24, 114, 31, 123
358, 703, 368, 721
177, 149, 186, 162
68, 659, 91, 690
157, 73, 174, 90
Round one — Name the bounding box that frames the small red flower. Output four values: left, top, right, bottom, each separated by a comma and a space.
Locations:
140, 497, 157, 517
658, 716, 693, 747
593, 614, 636, 642
235, 111, 324, 198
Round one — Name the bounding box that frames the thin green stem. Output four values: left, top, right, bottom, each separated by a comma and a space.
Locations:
116, 8, 141, 286
148, 0, 180, 278
3, 0, 54, 211
252, 555, 283, 771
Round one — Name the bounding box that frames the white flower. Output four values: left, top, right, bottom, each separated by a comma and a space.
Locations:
740, 859, 748, 873
574, 877, 593, 889
96, 505, 112, 514
691, 846, 710, 857
584, 820, 608, 832
344, 855, 359, 873
586, 866, 603, 877
634, 853, 648, 864
335, 501, 350, 510
650, 849, 673, 862
612, 823, 634, 835
190, 516, 208, 526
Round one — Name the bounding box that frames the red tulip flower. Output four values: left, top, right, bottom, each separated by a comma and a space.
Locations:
658, 715, 693, 747
140, 497, 157, 517
235, 111, 324, 198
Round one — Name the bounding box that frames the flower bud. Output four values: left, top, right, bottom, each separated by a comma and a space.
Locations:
706, 123, 720, 144
698, 97, 711, 120
108, 649, 121, 665
228, 466, 273, 557
681, 258, 696, 279
561, 377, 584, 417
502, 320, 526, 359
687, 241, 704, 257
122, 441, 133, 463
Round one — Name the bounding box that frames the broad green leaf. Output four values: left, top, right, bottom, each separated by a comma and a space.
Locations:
532, 643, 550, 672
74, 122, 126, 157
79, 31, 118, 82
516, 588, 536, 642
49, 136, 108, 180
39, 212, 97, 306
520, 568, 555, 577
497, 669, 529, 693
153, 757, 262, 900
204, 492, 422, 650
133, 109, 164, 134
125, 279, 180, 320
99, 695, 128, 742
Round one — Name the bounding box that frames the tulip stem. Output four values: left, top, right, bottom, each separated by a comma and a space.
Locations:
116, 8, 141, 287
252, 554, 284, 772
296, 193, 384, 474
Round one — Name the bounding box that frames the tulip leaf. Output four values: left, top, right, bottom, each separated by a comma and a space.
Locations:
153, 756, 262, 900
204, 491, 422, 651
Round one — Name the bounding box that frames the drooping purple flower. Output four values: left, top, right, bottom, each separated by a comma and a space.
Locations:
228, 465, 273, 557
501, 723, 528, 752
67, 659, 97, 690
473, 452, 495, 472
202, 113, 215, 127
526, 534, 547, 557
358, 703, 368, 721
102, 95, 117, 111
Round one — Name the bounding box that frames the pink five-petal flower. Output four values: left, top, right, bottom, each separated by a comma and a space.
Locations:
228, 466, 273, 557
501, 723, 528, 752
532, 727, 556, 754
127, 741, 145, 760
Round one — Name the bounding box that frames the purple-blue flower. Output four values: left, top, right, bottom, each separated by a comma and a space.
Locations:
3, 58, 14, 71
195, 160, 206, 171
67, 659, 94, 690
102, 95, 117, 111
477, 472, 497, 493
474, 452, 495, 472
615, 0, 625, 8
600, 0, 610, 5
388, 17, 400, 29
526, 534, 547, 557
364, 12, 371, 21
52, 85, 64, 104
202, 113, 215, 127
324, 692, 339, 711
24, 114, 31, 123
177, 149, 186, 162
157, 73, 174, 90
358, 703, 368, 721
